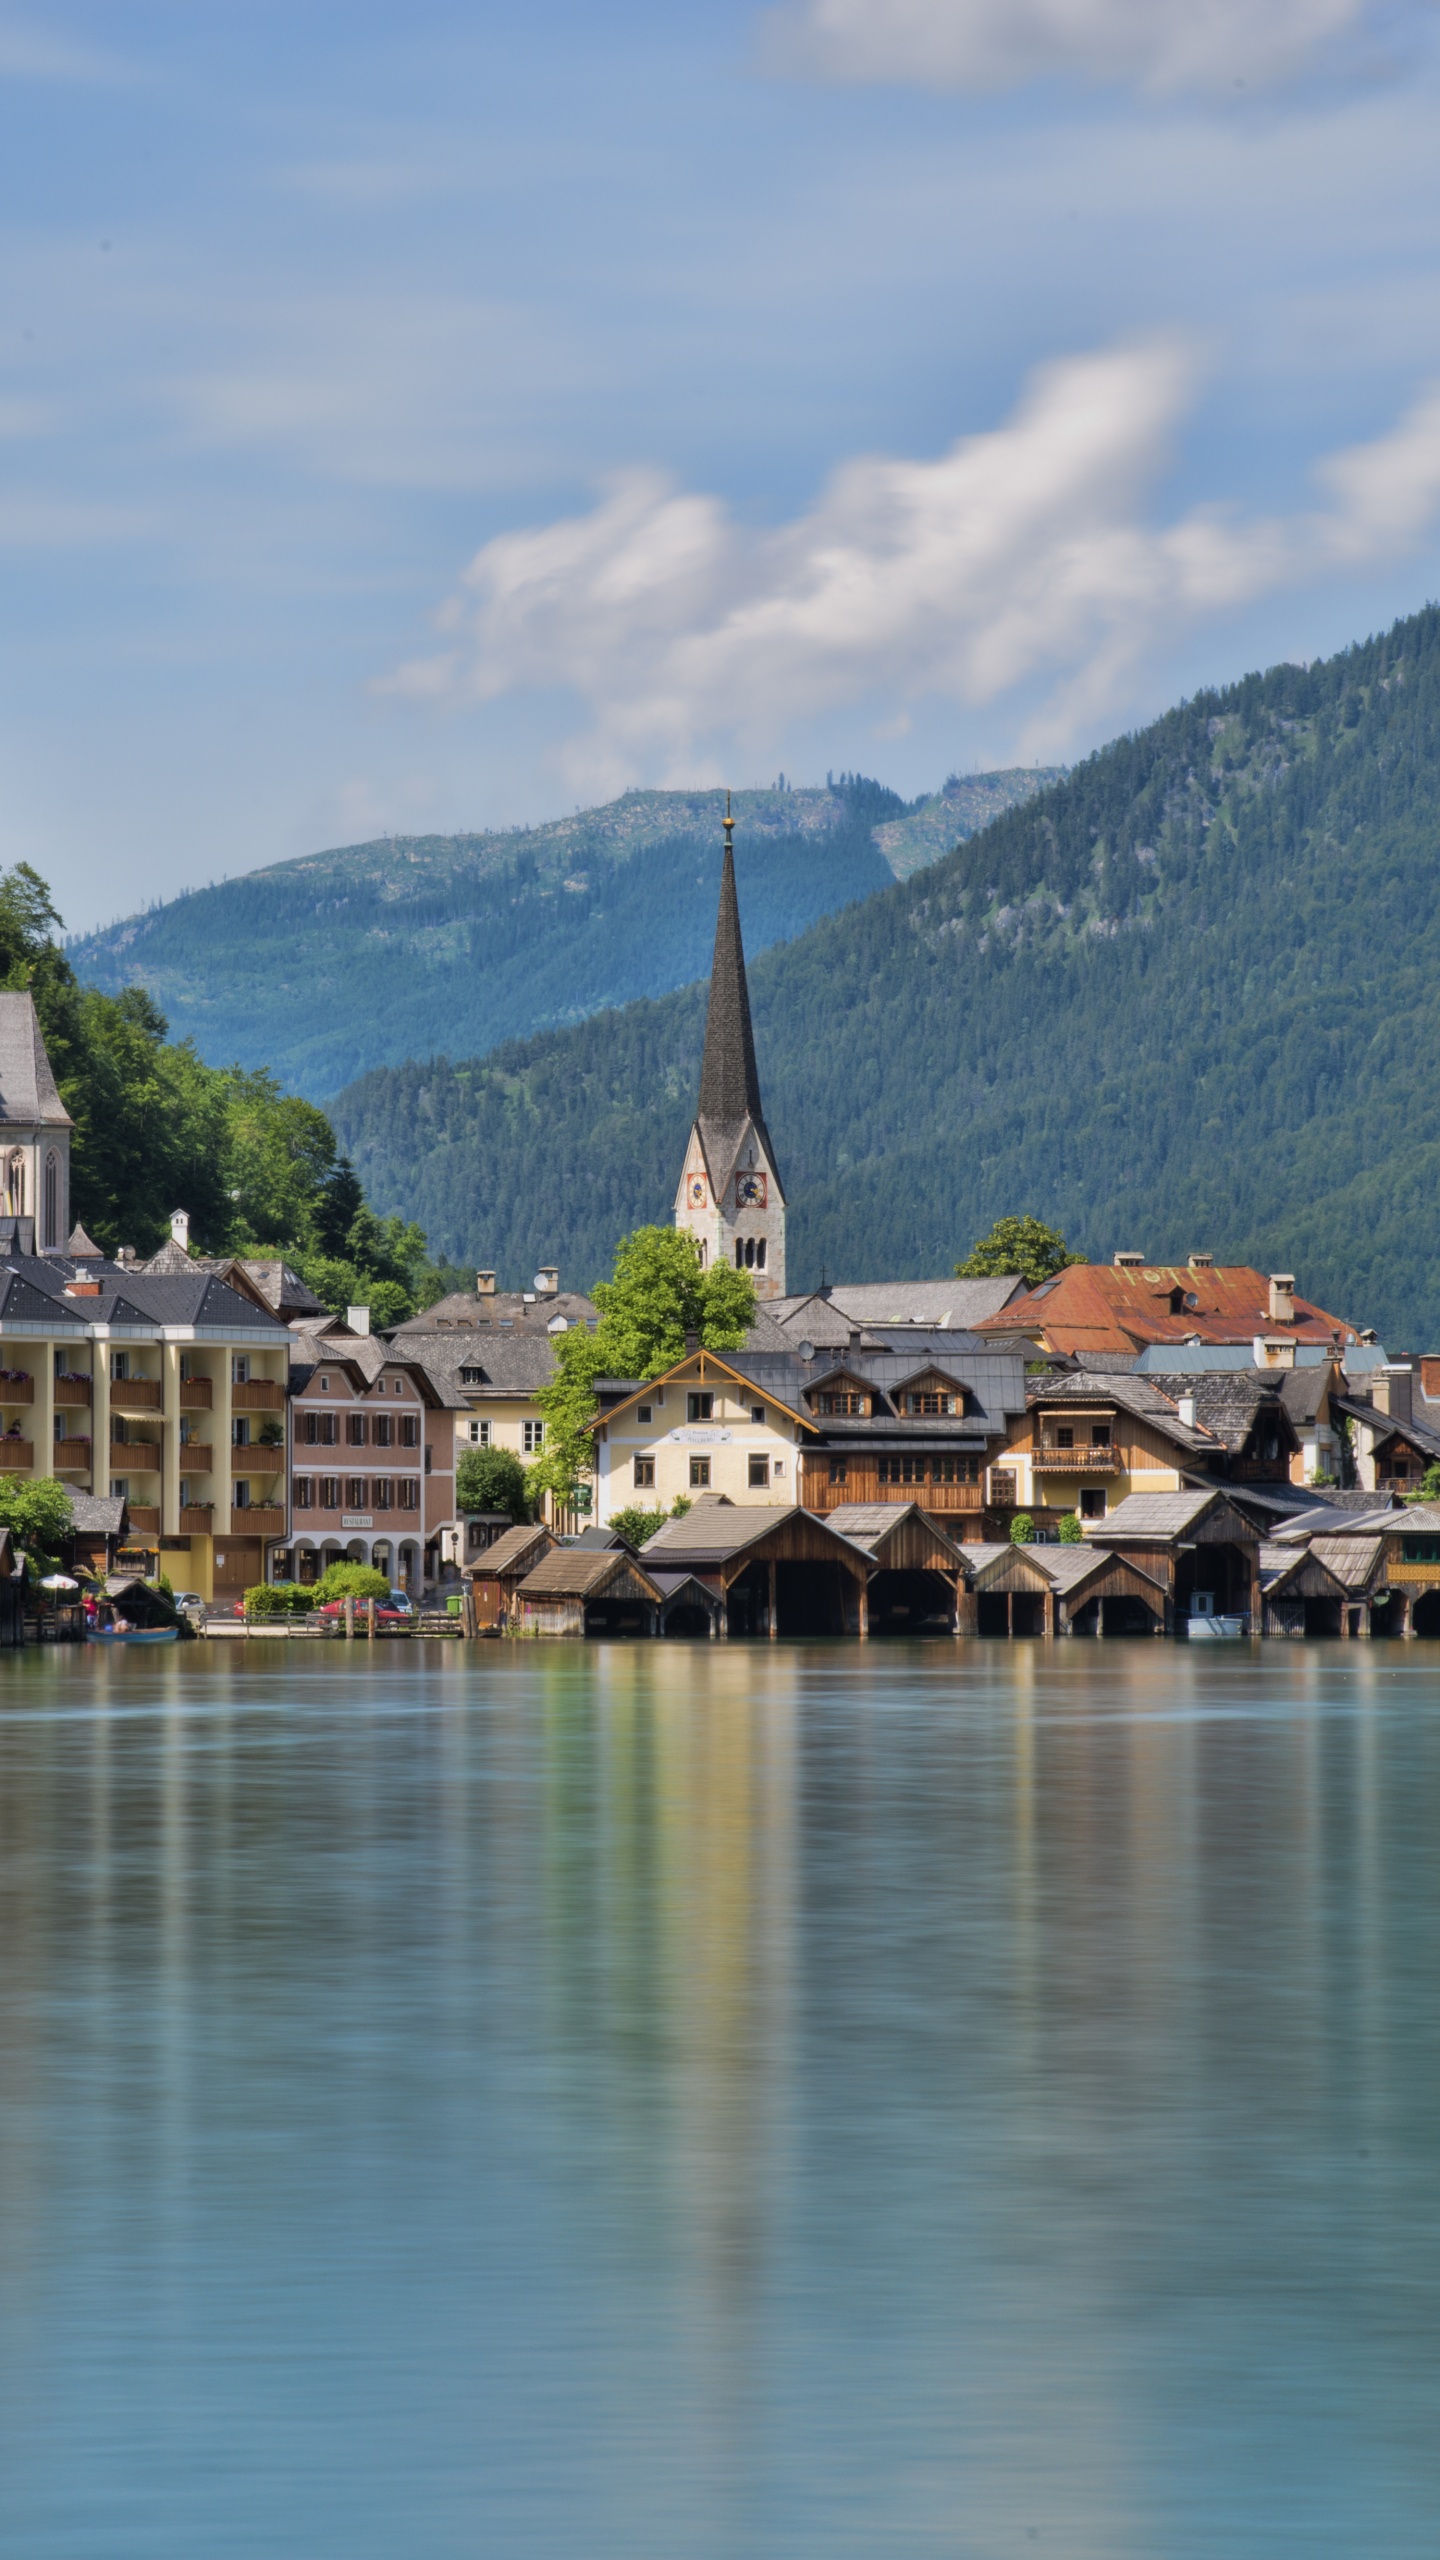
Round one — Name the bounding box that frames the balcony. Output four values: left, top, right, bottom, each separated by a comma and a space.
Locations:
232, 1379, 286, 1413
53, 1439, 92, 1472
177, 1443, 214, 1473
0, 1374, 33, 1405
225, 1505, 285, 1535
179, 1504, 215, 1532
180, 1376, 214, 1410
231, 1442, 285, 1470
126, 1507, 161, 1532
111, 1377, 162, 1412
54, 1376, 91, 1408
1032, 1443, 1121, 1473
110, 1436, 160, 1468
0, 1440, 34, 1471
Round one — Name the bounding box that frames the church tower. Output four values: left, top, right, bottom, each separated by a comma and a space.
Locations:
674, 796, 786, 1299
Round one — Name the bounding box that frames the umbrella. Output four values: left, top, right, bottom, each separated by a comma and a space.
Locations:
41, 1573, 78, 1591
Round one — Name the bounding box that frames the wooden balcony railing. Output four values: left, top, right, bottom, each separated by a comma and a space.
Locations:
1032, 1444, 1121, 1473
231, 1442, 285, 1470
53, 1377, 91, 1407
110, 1434, 160, 1464
225, 1505, 285, 1535
0, 1440, 34, 1472
180, 1377, 214, 1410
0, 1374, 33, 1404
179, 1505, 215, 1531
232, 1379, 286, 1412
177, 1443, 214, 1473
126, 1507, 161, 1532
111, 1377, 162, 1411
54, 1440, 92, 1470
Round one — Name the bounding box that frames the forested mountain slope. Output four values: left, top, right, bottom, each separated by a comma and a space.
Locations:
70, 769, 1051, 1096
332, 607, 1440, 1348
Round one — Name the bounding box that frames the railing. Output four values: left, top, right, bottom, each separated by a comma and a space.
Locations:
177, 1444, 214, 1473
803, 1475, 985, 1511
232, 1380, 286, 1412
110, 1377, 163, 1411
180, 1377, 214, 1410
231, 1442, 285, 1469
111, 1434, 160, 1464
126, 1506, 161, 1531
0, 1375, 34, 1404
1032, 1444, 1121, 1472
179, 1504, 216, 1531
53, 1377, 90, 1407
53, 1440, 92, 1470
225, 1505, 285, 1534
0, 1440, 33, 1471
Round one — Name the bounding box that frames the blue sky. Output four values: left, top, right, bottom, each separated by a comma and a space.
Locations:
6, 0, 1440, 925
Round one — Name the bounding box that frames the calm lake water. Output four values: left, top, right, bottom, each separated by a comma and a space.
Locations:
0, 1641, 1437, 2558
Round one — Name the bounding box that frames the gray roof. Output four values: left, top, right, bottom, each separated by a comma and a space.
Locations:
392, 1288, 597, 1336
517, 1548, 659, 1600
717, 1340, 1028, 1430
464, 1523, 553, 1576
137, 1243, 327, 1319
406, 1329, 559, 1394
1089, 1490, 1242, 1539
289, 1326, 465, 1406
642, 1496, 867, 1568
0, 1255, 290, 1337
824, 1501, 967, 1559
770, 1278, 1022, 1337
0, 993, 71, 1127
67, 1492, 126, 1536
1135, 1368, 1321, 1449
1331, 1394, 1440, 1463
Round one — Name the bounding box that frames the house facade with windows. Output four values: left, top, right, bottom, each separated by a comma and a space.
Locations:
283, 1323, 461, 1590
989, 1369, 1305, 1530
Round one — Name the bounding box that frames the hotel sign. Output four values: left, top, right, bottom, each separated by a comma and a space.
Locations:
341, 1513, 374, 1529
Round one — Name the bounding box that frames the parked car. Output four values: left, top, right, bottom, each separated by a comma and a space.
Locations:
316, 1596, 413, 1632
386, 1590, 416, 1617
174, 1591, 205, 1623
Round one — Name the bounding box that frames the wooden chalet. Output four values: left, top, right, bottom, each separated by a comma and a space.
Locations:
639, 1496, 873, 1637
1085, 1490, 1263, 1631
512, 1546, 663, 1639
464, 1521, 556, 1629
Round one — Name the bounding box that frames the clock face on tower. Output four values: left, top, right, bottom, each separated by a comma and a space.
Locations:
689, 1176, 707, 1206
734, 1171, 767, 1209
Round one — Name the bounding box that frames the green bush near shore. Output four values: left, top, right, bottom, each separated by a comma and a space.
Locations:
244, 1581, 313, 1618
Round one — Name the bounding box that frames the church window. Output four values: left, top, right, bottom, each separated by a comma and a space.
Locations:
633, 1456, 655, 1489
735, 1241, 745, 1268
43, 1152, 58, 1250
755, 1240, 766, 1269
744, 1239, 755, 1268
689, 1456, 711, 1489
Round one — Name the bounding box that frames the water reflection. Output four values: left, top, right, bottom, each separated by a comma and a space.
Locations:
0, 1644, 1436, 2555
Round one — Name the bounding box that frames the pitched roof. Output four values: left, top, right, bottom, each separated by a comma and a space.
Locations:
66, 1492, 126, 1536
516, 1548, 661, 1601
769, 1278, 1023, 1337
1331, 1394, 1440, 1464
0, 993, 71, 1127
404, 1328, 558, 1393
824, 1500, 967, 1560
1026, 1368, 1224, 1455
465, 1523, 552, 1576
975, 1261, 1358, 1352
1089, 1489, 1252, 1539
641, 1497, 867, 1568
390, 1288, 596, 1336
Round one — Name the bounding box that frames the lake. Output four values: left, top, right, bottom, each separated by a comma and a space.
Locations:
0, 1641, 1436, 2557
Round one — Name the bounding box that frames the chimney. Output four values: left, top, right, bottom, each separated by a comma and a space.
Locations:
1253, 1335, 1297, 1370
170, 1208, 190, 1252
1113, 1251, 1145, 1269
476, 1270, 496, 1298
684, 1329, 700, 1355
534, 1267, 559, 1297
1374, 1364, 1414, 1423
1187, 1251, 1213, 1271
1422, 1357, 1440, 1403
116, 1245, 136, 1266
346, 1303, 371, 1337
1178, 1394, 1196, 1428
1268, 1274, 1296, 1324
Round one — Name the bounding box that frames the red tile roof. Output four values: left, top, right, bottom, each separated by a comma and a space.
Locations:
974, 1263, 1358, 1353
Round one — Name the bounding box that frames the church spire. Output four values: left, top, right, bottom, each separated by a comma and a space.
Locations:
697, 792, 767, 1135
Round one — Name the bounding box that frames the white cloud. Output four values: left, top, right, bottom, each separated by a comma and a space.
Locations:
759, 0, 1428, 98
379, 342, 1440, 778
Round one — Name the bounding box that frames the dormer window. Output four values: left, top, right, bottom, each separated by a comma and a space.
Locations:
904, 1390, 955, 1416
817, 1390, 867, 1416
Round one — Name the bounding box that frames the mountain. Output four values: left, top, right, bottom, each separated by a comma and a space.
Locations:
67, 770, 1054, 1098
330, 607, 1440, 1349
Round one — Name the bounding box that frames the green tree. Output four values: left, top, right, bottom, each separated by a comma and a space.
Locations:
312, 1562, 391, 1605
456, 1444, 530, 1521
1009, 1511, 1036, 1544
311, 1156, 366, 1256
1415, 1461, 1440, 1502
609, 1504, 665, 1549
1057, 1511, 1083, 1543
0, 1475, 73, 1568
531, 1226, 755, 1505
956, 1216, 1083, 1290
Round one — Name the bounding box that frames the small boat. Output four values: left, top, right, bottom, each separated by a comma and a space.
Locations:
86, 1627, 180, 1646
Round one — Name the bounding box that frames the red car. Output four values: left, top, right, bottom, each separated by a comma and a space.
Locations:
316, 1598, 413, 1633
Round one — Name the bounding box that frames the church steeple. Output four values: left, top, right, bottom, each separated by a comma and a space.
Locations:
674, 793, 786, 1299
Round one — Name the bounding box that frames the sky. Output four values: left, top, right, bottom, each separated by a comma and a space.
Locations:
7, 1, 1440, 928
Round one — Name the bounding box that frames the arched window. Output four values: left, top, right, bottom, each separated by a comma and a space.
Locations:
735, 1240, 744, 1268
756, 1239, 766, 1270
43, 1151, 58, 1251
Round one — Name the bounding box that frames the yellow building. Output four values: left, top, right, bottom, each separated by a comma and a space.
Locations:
594, 1349, 811, 1522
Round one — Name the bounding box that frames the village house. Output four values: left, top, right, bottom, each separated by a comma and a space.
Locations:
994, 1370, 1232, 1527
1258, 1496, 1440, 1638
390, 1265, 597, 1339
592, 1335, 1029, 1531
283, 1315, 462, 1591
973, 1254, 1361, 1360
1329, 1358, 1440, 1495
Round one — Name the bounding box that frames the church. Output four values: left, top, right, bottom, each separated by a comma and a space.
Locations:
672, 798, 786, 1299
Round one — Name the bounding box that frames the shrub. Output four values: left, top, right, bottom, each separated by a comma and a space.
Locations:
609, 1505, 665, 1549
1057, 1512, 1083, 1544
245, 1580, 313, 1619
311, 1562, 391, 1606
457, 1444, 530, 1521
1009, 1512, 1036, 1545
